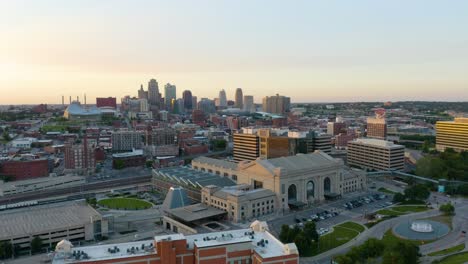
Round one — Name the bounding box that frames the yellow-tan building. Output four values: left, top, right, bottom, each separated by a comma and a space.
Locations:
436, 118, 468, 152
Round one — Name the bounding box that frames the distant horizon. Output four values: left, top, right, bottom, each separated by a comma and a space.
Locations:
2, 1, 468, 104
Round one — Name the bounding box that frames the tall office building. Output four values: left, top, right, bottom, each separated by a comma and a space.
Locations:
235, 88, 243, 109
218, 89, 227, 107
164, 83, 176, 110
191, 96, 198, 110
366, 117, 387, 140
138, 84, 148, 100
182, 90, 193, 111
64, 140, 96, 174
148, 79, 161, 107
347, 138, 404, 171
262, 94, 291, 114
243, 95, 255, 113
111, 131, 143, 152
436, 117, 468, 152
198, 98, 216, 114
233, 128, 260, 162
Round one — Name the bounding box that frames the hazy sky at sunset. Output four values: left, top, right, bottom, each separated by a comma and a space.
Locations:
1, 0, 468, 104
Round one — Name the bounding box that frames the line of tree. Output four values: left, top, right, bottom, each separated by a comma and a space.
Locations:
415, 149, 468, 181
393, 184, 430, 204
279, 222, 319, 256
334, 238, 419, 264
439, 203, 455, 216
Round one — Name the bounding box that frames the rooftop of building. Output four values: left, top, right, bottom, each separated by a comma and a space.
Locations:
207, 185, 276, 202
351, 138, 404, 149
65, 102, 101, 116
250, 151, 341, 174
0, 201, 101, 240
112, 149, 144, 158
192, 156, 237, 170
167, 203, 226, 222
162, 186, 191, 211
53, 221, 296, 263
438, 117, 468, 124
153, 166, 236, 188
1, 175, 85, 189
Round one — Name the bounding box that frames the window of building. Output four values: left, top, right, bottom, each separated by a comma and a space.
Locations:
281, 184, 285, 194
232, 175, 237, 181
254, 180, 263, 189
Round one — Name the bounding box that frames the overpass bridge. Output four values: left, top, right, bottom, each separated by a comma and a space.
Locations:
367, 170, 466, 187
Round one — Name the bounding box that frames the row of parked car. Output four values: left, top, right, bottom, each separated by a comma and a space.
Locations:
344, 194, 387, 210
294, 210, 340, 226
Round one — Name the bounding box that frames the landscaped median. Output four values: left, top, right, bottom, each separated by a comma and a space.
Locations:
376, 205, 429, 216
97, 197, 153, 210
428, 243, 465, 256
434, 251, 468, 264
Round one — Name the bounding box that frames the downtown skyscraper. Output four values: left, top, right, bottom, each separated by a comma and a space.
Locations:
148, 79, 161, 108
164, 83, 176, 111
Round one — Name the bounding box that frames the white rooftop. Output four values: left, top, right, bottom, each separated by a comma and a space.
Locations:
53, 222, 295, 263
352, 138, 404, 149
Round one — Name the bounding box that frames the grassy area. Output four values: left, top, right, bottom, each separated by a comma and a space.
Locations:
98, 197, 152, 210
428, 243, 465, 256
337, 221, 366, 233
376, 209, 406, 216
302, 222, 365, 256
378, 187, 398, 194
437, 252, 468, 264
381, 229, 433, 247
364, 215, 397, 228
391, 205, 428, 213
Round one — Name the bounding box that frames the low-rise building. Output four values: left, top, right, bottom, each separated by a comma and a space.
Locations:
201, 185, 277, 222
0, 201, 108, 252
347, 138, 405, 171
112, 149, 146, 168
52, 221, 298, 264
0, 156, 50, 181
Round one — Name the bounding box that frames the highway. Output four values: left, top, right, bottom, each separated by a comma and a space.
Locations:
0, 175, 152, 205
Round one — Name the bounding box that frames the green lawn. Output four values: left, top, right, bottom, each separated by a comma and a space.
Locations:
302, 222, 365, 256
391, 205, 428, 213
376, 209, 406, 216
437, 252, 468, 264
428, 243, 465, 256
98, 197, 152, 210
378, 187, 398, 194
337, 221, 366, 233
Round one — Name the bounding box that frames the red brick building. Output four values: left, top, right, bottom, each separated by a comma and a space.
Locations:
0, 158, 50, 181
96, 97, 117, 109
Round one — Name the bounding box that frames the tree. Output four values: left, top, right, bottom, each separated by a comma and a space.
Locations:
114, 160, 125, 170
383, 241, 419, 264
303, 221, 319, 243
439, 203, 455, 216
293, 233, 311, 255
0, 241, 14, 260
279, 225, 290, 243
404, 184, 430, 201
392, 192, 405, 203
31, 236, 43, 254
146, 160, 154, 168
2, 131, 11, 141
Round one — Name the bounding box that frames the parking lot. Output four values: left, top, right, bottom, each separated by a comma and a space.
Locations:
268, 190, 395, 235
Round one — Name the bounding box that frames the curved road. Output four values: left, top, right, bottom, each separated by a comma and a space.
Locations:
300, 208, 442, 264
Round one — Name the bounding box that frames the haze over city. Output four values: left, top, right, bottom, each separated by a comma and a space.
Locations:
2, 0, 468, 104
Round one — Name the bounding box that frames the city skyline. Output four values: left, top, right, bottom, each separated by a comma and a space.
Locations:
2, 1, 468, 104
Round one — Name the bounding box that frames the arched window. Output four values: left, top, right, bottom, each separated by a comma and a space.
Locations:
307, 181, 315, 199
288, 184, 297, 202
324, 177, 331, 193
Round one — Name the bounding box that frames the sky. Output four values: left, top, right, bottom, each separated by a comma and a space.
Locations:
1, 0, 468, 104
